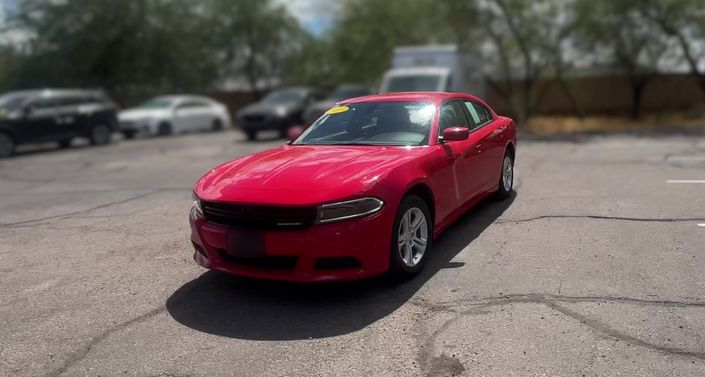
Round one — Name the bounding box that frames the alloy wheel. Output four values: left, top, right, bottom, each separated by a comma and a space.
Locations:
397, 207, 428, 267
0, 134, 14, 157
502, 155, 513, 192
91, 124, 111, 145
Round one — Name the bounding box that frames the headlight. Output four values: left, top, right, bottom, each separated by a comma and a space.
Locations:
274, 106, 288, 117
192, 192, 203, 217
316, 197, 383, 224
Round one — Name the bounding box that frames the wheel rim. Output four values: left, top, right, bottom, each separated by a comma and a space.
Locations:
92, 125, 110, 144
502, 155, 513, 191
397, 207, 428, 267
0, 134, 13, 157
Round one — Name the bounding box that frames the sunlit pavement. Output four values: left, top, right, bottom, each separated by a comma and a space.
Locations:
1, 129, 704, 376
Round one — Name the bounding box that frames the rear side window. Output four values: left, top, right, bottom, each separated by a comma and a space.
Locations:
179, 100, 209, 109
61, 96, 98, 106
439, 101, 470, 133
31, 97, 64, 109
463, 101, 493, 128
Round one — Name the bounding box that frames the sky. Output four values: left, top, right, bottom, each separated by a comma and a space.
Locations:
275, 0, 337, 35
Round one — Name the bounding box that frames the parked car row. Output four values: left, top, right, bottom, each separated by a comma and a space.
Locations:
0, 84, 373, 157
0, 89, 233, 158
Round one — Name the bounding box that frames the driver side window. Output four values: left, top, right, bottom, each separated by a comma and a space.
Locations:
30, 97, 63, 109
438, 101, 470, 133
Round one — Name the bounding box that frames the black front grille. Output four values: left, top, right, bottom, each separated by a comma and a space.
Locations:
201, 201, 317, 230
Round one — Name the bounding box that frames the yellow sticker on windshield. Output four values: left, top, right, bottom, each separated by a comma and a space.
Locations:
325, 106, 349, 115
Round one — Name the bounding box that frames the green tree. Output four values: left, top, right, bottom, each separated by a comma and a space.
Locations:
10, 0, 218, 104
206, 0, 303, 98
477, 0, 575, 122
575, 0, 669, 119
640, 0, 705, 104
318, 0, 450, 86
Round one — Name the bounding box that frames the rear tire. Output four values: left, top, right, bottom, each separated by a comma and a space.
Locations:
211, 119, 223, 132
245, 130, 257, 141
122, 130, 137, 139
157, 122, 173, 136
389, 195, 432, 279
89, 124, 112, 145
494, 150, 514, 200
0, 133, 15, 158
58, 138, 72, 149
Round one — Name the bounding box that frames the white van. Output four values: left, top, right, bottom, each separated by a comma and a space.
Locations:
380, 45, 484, 96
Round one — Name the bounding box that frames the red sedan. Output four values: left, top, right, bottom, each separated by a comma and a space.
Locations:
190, 92, 516, 282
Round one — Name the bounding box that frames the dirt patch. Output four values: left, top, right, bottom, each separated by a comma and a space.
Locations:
526, 115, 705, 135
427, 353, 465, 377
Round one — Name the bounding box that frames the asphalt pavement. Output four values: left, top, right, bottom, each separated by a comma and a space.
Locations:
1, 129, 704, 376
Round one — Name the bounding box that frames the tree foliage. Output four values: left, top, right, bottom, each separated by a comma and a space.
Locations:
3, 0, 705, 119
206, 0, 303, 98
310, 0, 450, 87
4, 0, 303, 104
575, 0, 671, 119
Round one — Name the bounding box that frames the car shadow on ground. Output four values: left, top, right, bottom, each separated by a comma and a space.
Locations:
166, 193, 515, 340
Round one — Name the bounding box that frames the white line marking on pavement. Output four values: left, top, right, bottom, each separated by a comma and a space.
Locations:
698, 224, 705, 227
666, 180, 705, 183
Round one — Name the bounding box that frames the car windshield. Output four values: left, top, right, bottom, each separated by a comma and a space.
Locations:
263, 89, 306, 104
385, 75, 442, 92
0, 93, 30, 112
138, 98, 174, 109
293, 101, 435, 146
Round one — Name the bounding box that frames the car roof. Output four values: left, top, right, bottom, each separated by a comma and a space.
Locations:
340, 92, 485, 105
153, 95, 213, 102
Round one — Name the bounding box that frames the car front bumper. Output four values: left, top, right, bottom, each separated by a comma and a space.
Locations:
119, 119, 156, 134
189, 205, 394, 282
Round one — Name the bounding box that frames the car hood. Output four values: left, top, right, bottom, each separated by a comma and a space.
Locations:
119, 108, 170, 121
195, 145, 428, 205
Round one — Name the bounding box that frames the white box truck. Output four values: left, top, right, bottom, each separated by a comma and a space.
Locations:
380, 45, 484, 96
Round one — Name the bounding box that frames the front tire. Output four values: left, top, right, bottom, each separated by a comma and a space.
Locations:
389, 195, 432, 278
0, 133, 15, 158
89, 124, 112, 145
494, 150, 514, 200
245, 130, 257, 141
157, 122, 173, 136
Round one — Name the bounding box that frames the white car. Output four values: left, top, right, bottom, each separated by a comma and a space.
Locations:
118, 95, 231, 138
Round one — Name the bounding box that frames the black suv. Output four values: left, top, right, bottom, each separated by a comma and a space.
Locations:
0, 89, 118, 157
237, 87, 323, 140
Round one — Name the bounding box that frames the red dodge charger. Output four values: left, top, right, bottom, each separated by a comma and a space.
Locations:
190, 92, 516, 282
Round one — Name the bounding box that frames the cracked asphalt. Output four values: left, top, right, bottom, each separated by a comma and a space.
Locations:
1, 130, 704, 377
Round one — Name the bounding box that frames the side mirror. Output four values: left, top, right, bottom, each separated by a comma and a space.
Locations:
441, 126, 469, 142
287, 125, 304, 141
